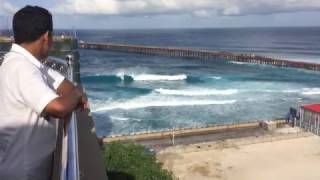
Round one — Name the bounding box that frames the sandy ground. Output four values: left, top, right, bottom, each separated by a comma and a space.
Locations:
157, 134, 320, 180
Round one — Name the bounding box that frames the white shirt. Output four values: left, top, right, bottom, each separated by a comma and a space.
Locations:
0, 44, 65, 180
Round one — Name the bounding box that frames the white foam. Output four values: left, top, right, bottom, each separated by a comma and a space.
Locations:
93, 98, 236, 111
250, 89, 299, 93
110, 116, 130, 121
249, 88, 320, 95
154, 88, 238, 96
302, 88, 320, 95
116, 72, 125, 80
263, 90, 277, 93
110, 116, 142, 122
229, 61, 251, 65
210, 76, 222, 80
115, 72, 188, 81
282, 89, 299, 93
133, 74, 187, 81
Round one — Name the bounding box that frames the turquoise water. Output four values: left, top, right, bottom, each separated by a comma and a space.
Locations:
78, 27, 320, 136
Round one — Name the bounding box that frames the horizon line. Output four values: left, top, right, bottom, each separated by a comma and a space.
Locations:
1, 25, 320, 31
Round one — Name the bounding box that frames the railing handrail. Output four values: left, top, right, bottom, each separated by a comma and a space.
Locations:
48, 56, 69, 66
66, 55, 80, 180
46, 55, 80, 180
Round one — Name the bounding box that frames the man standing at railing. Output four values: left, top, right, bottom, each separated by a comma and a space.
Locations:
0, 6, 87, 180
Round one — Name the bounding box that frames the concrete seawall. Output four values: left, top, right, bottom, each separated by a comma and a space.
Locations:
103, 120, 286, 144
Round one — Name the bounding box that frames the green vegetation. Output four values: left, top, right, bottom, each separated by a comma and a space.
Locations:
103, 142, 173, 180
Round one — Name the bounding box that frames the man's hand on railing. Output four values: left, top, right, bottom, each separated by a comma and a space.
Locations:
45, 87, 83, 118
77, 88, 89, 112
62, 88, 86, 134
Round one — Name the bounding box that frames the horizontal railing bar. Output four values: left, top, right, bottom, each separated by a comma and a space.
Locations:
48, 56, 68, 66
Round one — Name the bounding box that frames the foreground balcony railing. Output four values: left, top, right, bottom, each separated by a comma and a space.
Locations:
45, 55, 80, 180
46, 54, 108, 180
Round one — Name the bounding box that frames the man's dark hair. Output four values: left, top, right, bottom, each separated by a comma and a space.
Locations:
13, 5, 53, 44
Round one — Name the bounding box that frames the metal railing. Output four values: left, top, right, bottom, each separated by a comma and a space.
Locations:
46, 55, 80, 180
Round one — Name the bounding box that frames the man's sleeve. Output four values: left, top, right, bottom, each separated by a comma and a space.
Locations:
43, 66, 65, 91
17, 63, 59, 114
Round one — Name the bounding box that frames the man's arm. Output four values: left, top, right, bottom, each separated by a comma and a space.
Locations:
45, 79, 85, 118
45, 88, 82, 118
56, 79, 75, 96
56, 79, 89, 111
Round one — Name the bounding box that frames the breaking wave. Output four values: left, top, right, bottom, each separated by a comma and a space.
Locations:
93, 98, 236, 112
302, 88, 320, 95
81, 73, 224, 84
154, 88, 238, 96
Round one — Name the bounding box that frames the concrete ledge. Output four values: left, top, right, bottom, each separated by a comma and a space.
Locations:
103, 120, 286, 143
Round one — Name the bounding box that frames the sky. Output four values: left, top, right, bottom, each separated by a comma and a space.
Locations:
0, 0, 320, 29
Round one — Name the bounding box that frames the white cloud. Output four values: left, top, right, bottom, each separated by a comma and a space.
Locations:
192, 10, 211, 18
221, 6, 241, 16
52, 0, 320, 17
0, 1, 17, 15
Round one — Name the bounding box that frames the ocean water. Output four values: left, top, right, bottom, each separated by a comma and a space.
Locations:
77, 27, 320, 136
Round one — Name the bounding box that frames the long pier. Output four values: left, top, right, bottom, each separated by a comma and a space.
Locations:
79, 42, 320, 71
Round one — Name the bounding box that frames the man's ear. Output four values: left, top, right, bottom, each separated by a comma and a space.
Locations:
43, 31, 50, 43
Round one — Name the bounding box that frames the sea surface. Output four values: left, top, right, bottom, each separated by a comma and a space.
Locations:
76, 27, 320, 136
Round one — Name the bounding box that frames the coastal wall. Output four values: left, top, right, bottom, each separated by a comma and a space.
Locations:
79, 42, 320, 71
103, 120, 286, 143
